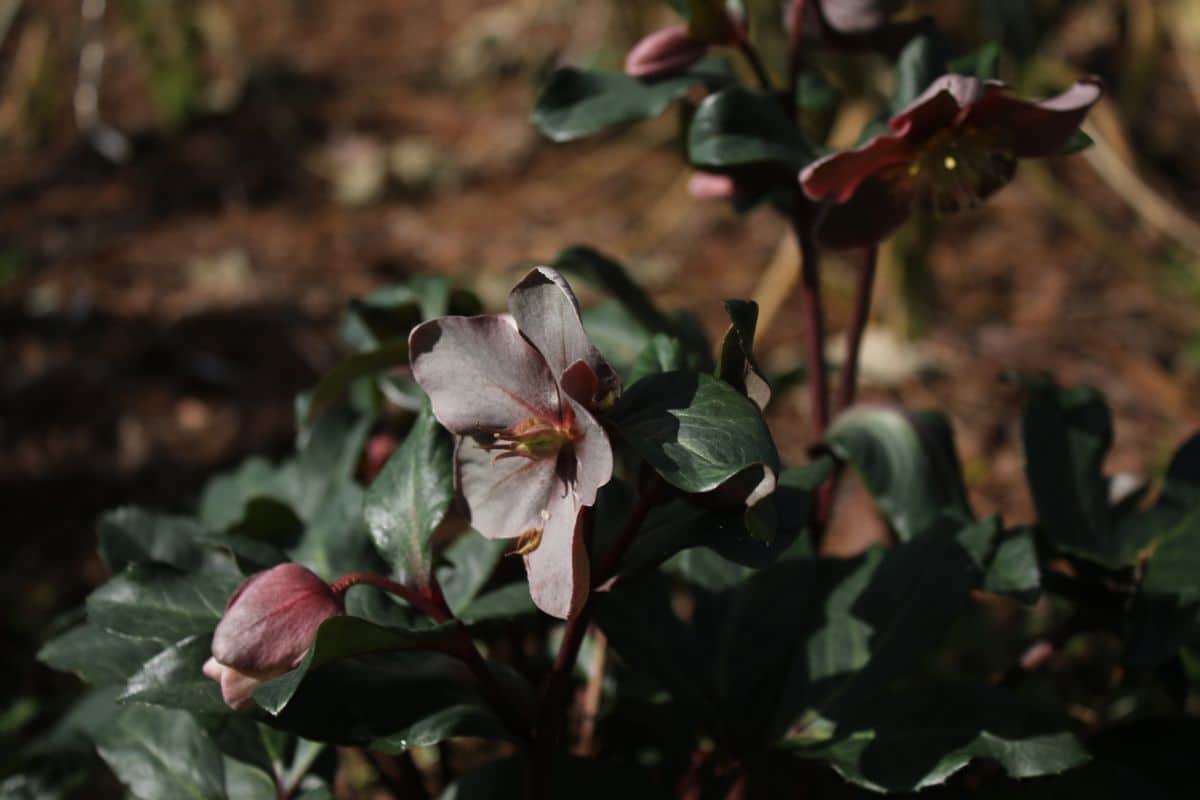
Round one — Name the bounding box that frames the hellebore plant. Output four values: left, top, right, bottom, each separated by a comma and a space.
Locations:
32, 4, 1200, 800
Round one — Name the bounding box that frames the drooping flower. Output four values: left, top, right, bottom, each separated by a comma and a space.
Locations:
203, 563, 344, 710
817, 0, 905, 34
800, 74, 1102, 248
688, 171, 738, 200
625, 24, 709, 79
409, 267, 618, 619
788, 0, 913, 48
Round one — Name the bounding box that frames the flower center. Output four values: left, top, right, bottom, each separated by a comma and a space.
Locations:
479, 416, 575, 462
900, 127, 1017, 215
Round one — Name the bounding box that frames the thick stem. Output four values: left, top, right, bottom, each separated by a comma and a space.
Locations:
792, 215, 830, 438
835, 246, 878, 413
786, 0, 808, 117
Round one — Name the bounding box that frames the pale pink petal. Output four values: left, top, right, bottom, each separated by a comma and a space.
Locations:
455, 436, 563, 540
508, 268, 619, 404
961, 78, 1102, 158
218, 665, 263, 711
523, 487, 588, 619
625, 24, 708, 78
820, 0, 905, 34
211, 564, 342, 676
410, 315, 563, 434
800, 132, 913, 203
565, 396, 613, 509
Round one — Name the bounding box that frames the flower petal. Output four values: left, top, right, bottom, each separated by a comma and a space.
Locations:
820, 0, 905, 34
565, 396, 614, 509
508, 267, 620, 404
410, 315, 563, 434
523, 487, 588, 619
218, 665, 263, 711
815, 174, 915, 249
962, 78, 1102, 158
625, 24, 708, 79
800, 132, 914, 203
456, 436, 563, 540
891, 74, 983, 138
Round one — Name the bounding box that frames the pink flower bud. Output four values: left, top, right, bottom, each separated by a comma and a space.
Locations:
204, 563, 343, 710
625, 25, 708, 79
688, 171, 737, 200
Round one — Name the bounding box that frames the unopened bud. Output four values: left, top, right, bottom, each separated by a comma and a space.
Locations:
625, 25, 708, 79
204, 563, 343, 710
688, 171, 737, 200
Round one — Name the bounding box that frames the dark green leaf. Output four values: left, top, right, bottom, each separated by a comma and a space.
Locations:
224, 498, 304, 548
824, 407, 972, 541
947, 41, 1003, 80
38, 624, 164, 688
98, 508, 208, 573
364, 400, 454, 592
786, 685, 1088, 792
982, 526, 1041, 602
532, 68, 699, 143
1020, 377, 1127, 563
119, 635, 228, 715
438, 754, 670, 799
552, 246, 675, 335
613, 371, 779, 501
457, 583, 537, 626
629, 334, 689, 384
716, 299, 770, 409
688, 87, 815, 172
890, 32, 949, 113
437, 535, 507, 615
254, 616, 460, 715
95, 705, 227, 800
305, 343, 409, 423
86, 564, 238, 645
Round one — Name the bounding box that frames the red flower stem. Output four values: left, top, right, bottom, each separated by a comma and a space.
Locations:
835, 245, 878, 412
331, 571, 531, 742
531, 480, 667, 796
330, 572, 450, 623
791, 215, 831, 438
736, 38, 774, 92
786, 0, 808, 117
816, 246, 879, 534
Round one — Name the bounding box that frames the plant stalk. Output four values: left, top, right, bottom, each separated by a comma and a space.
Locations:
835, 246, 878, 412
791, 214, 831, 438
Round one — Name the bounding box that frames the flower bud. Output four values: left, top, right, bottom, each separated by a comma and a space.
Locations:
625, 25, 708, 79
688, 171, 737, 200
204, 563, 343, 710
819, 0, 905, 34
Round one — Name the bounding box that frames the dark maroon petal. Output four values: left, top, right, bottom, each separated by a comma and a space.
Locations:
815, 174, 915, 249
211, 564, 342, 677
455, 435, 563, 541
625, 24, 708, 78
508, 267, 620, 406
523, 485, 588, 618
560, 359, 599, 409
961, 78, 1102, 158
891, 74, 983, 139
409, 315, 563, 435
800, 132, 914, 203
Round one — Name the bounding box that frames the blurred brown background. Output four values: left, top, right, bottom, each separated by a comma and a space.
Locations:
1, 0, 1198, 760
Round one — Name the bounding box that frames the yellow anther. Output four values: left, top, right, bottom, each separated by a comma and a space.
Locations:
512, 527, 543, 556
943, 155, 958, 171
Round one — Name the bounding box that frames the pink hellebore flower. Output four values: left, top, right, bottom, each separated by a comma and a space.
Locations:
800, 74, 1102, 248
409, 268, 618, 619
625, 24, 709, 79
818, 0, 905, 34
203, 563, 344, 711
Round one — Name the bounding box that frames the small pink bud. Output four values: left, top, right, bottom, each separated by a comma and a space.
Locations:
204, 563, 343, 710
688, 171, 737, 200
625, 25, 708, 79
